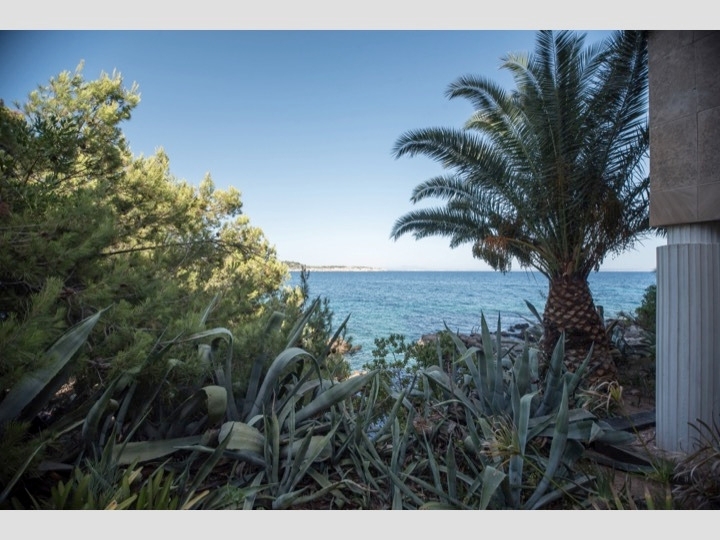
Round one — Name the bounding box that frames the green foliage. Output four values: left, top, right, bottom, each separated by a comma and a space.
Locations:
1, 59, 654, 511
1, 65, 363, 508
1, 64, 294, 405
391, 31, 650, 279
390, 31, 652, 382
346, 313, 635, 510
1, 286, 369, 509
673, 418, 720, 509
361, 332, 454, 420
408, 314, 633, 509
635, 284, 656, 335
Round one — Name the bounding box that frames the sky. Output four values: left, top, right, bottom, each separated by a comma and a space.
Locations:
0, 10, 679, 272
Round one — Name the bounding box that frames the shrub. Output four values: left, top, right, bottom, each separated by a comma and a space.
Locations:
635, 284, 656, 335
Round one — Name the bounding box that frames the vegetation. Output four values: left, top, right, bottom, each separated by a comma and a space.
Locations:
635, 284, 656, 335
1, 48, 707, 510
1, 298, 645, 510
390, 30, 652, 386
0, 66, 343, 505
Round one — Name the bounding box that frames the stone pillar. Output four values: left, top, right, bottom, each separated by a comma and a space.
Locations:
649, 31, 720, 453
656, 225, 720, 452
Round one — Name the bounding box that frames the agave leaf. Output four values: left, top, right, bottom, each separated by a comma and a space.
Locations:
461, 347, 491, 415
81, 376, 121, 452
180, 490, 210, 510
177, 326, 234, 344
197, 293, 220, 327
591, 422, 637, 445
243, 471, 267, 510
282, 480, 350, 509
525, 382, 570, 509
423, 367, 477, 413
294, 370, 377, 424
372, 382, 410, 442
479, 465, 506, 510
362, 369, 383, 430
177, 327, 238, 421
242, 356, 268, 419
511, 372, 521, 424
268, 411, 281, 485
280, 422, 310, 493
419, 502, 458, 510
514, 341, 532, 396
385, 466, 426, 508
422, 432, 443, 496
275, 370, 327, 425
566, 343, 593, 396
397, 402, 415, 471
0, 308, 106, 428
285, 424, 339, 496
443, 323, 468, 355
536, 333, 566, 417
248, 347, 315, 420
0, 442, 46, 505
319, 312, 351, 360
446, 439, 457, 501
402, 472, 468, 509
528, 409, 596, 439
285, 297, 321, 349
113, 436, 204, 465
263, 310, 286, 336
281, 435, 332, 463
202, 385, 227, 426
462, 410, 482, 457
235, 313, 274, 415
218, 421, 265, 454
272, 487, 310, 510
524, 300, 543, 324
167, 385, 227, 438
507, 454, 523, 509
529, 474, 597, 509
492, 313, 504, 410
505, 391, 536, 507
517, 391, 538, 454
184, 428, 233, 502
479, 313, 494, 395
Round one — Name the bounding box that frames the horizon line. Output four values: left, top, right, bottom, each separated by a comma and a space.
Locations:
286, 267, 657, 273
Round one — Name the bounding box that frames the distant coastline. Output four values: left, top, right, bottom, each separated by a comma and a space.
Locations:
284, 262, 654, 273
284, 261, 384, 272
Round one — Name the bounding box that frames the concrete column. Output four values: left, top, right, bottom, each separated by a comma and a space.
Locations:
656, 223, 720, 452
649, 31, 720, 454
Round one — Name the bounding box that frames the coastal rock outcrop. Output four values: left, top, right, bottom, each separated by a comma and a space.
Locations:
419, 319, 653, 365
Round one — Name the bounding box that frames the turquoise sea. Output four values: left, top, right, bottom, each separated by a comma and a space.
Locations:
287, 271, 656, 371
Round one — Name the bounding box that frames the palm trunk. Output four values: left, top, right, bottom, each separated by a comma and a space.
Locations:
540, 274, 618, 386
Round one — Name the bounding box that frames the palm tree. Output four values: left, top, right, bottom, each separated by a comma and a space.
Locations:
391, 30, 650, 385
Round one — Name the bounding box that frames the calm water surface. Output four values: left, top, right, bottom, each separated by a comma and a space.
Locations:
287, 271, 656, 370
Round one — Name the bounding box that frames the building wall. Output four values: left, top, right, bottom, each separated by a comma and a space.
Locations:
649, 31, 720, 227
649, 31, 720, 452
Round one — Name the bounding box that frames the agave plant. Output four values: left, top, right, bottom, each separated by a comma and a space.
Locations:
371, 312, 635, 509
0, 309, 106, 506
107, 296, 381, 509
1, 294, 380, 510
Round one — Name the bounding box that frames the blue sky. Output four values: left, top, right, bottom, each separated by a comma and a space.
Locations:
0, 29, 664, 271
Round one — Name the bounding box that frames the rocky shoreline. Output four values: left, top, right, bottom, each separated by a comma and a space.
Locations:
418, 319, 654, 365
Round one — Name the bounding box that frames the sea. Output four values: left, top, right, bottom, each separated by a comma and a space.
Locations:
286, 271, 656, 371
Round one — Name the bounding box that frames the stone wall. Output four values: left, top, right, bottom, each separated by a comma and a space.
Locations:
649, 31, 720, 227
